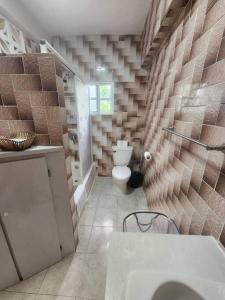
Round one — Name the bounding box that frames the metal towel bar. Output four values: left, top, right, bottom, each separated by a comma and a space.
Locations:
162, 127, 225, 151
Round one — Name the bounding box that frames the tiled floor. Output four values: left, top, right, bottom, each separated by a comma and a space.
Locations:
0, 177, 148, 300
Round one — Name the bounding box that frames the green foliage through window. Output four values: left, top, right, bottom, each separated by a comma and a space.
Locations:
99, 84, 111, 98
100, 100, 111, 113
88, 83, 113, 115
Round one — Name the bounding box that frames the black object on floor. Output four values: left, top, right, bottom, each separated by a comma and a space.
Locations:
128, 171, 143, 188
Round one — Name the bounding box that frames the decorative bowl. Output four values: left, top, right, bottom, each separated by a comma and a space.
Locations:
0, 132, 35, 151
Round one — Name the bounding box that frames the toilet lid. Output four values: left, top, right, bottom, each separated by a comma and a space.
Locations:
112, 166, 131, 179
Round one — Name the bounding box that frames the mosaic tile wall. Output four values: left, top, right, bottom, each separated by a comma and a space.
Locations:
0, 54, 78, 238
142, 0, 225, 246
52, 35, 148, 176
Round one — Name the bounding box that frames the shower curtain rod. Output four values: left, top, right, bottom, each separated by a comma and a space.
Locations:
39, 39, 83, 83
162, 127, 225, 152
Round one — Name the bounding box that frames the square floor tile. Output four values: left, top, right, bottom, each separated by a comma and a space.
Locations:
88, 226, 114, 253
0, 292, 36, 299
86, 192, 100, 208
98, 194, 117, 209
117, 194, 138, 211
76, 226, 92, 253
39, 254, 106, 298
79, 207, 96, 226
93, 208, 117, 227
117, 208, 137, 232
6, 270, 47, 293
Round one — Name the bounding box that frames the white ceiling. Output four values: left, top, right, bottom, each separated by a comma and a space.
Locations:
17, 0, 150, 36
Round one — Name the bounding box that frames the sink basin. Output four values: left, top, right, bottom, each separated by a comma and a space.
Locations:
105, 234, 225, 300
152, 282, 204, 300
124, 270, 225, 300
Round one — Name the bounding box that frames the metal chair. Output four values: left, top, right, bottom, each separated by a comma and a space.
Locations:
123, 211, 179, 234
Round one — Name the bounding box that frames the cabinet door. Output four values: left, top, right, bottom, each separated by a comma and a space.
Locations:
0, 157, 61, 279
0, 225, 19, 290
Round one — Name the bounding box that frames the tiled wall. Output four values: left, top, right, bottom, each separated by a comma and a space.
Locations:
0, 54, 67, 144
52, 35, 148, 176
142, 0, 225, 246
0, 54, 78, 238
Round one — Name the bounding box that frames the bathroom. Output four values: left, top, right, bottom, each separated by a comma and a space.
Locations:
0, 0, 225, 299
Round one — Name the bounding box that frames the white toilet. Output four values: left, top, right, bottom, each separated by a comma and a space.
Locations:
112, 141, 133, 194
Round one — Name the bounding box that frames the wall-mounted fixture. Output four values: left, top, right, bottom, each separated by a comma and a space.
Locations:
163, 127, 225, 152
96, 66, 106, 72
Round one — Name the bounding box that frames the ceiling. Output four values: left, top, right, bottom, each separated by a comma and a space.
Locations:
18, 0, 150, 36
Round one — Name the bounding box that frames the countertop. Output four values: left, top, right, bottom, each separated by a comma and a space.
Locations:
105, 233, 225, 300
0, 146, 64, 160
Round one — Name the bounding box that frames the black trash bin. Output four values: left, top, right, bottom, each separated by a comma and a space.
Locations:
128, 170, 143, 188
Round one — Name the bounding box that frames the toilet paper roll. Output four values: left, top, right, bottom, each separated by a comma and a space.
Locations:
144, 151, 152, 161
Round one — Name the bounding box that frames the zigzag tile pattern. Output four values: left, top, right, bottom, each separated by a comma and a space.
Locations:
52, 35, 148, 175
142, 0, 225, 246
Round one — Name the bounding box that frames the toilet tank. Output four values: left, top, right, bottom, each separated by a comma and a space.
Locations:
112, 145, 133, 166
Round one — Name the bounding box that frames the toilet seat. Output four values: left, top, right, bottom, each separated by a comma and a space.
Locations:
112, 166, 131, 180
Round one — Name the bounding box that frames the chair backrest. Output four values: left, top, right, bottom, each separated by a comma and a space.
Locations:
122, 211, 179, 234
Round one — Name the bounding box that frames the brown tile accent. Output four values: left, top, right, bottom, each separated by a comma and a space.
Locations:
45, 92, 59, 106
0, 56, 24, 74
12, 75, 42, 91
46, 106, 61, 121
56, 76, 65, 107
0, 120, 10, 135
0, 106, 19, 120
30, 92, 46, 106
31, 107, 48, 134
22, 54, 40, 74
0, 54, 68, 149
38, 56, 57, 91
30, 91, 59, 106
0, 75, 16, 105
34, 134, 50, 145
48, 121, 63, 145
14, 91, 32, 120
8, 120, 34, 133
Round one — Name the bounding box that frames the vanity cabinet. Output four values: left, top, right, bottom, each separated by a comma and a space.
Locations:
0, 146, 76, 289
0, 224, 20, 289
0, 157, 61, 279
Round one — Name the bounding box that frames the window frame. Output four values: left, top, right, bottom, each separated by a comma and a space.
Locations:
88, 82, 114, 115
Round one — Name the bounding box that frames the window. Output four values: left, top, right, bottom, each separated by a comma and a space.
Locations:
88, 83, 114, 115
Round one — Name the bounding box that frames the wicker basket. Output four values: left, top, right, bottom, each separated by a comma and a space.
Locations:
0, 132, 35, 151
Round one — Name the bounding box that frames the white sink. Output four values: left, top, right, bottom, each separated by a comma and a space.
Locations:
105, 233, 225, 300
124, 270, 225, 300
